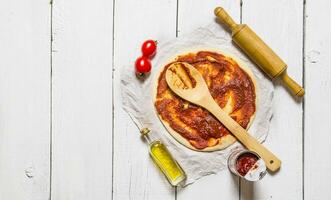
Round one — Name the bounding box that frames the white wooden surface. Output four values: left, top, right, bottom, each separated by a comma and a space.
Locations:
51, 0, 113, 199
305, 0, 331, 199
0, 0, 50, 199
240, 1, 304, 199
0, 0, 330, 200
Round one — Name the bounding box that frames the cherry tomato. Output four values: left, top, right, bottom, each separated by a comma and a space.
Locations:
135, 56, 152, 74
141, 40, 157, 58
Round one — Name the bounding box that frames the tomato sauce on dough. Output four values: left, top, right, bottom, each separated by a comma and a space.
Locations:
155, 51, 256, 149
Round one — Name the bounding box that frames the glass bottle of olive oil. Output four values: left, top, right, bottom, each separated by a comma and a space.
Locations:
141, 128, 186, 186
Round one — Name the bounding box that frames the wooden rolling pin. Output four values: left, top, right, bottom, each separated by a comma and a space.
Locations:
214, 7, 304, 97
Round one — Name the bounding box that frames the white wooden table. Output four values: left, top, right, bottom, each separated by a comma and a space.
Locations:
0, 0, 329, 199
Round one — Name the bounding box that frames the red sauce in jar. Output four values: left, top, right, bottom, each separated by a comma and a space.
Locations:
236, 153, 258, 176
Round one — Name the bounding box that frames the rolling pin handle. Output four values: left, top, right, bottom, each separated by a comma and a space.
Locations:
214, 7, 237, 31
280, 72, 305, 97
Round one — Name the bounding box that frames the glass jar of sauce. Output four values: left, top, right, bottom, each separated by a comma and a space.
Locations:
228, 149, 267, 181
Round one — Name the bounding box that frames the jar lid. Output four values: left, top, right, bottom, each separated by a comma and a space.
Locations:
244, 159, 267, 181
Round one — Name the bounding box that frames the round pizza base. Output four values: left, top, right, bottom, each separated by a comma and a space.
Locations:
153, 48, 258, 152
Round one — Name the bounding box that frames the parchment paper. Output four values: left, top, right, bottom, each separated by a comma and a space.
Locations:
121, 23, 274, 186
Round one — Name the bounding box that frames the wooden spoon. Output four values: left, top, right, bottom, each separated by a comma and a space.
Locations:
165, 62, 281, 172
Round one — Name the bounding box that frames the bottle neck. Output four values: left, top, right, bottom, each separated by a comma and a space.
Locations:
143, 134, 153, 144
140, 128, 152, 144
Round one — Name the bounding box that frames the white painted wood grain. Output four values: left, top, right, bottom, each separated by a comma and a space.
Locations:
51, 0, 113, 199
241, 0, 304, 199
1, 0, 328, 199
0, 0, 50, 199
176, 1, 241, 200
113, 0, 177, 199
305, 0, 331, 199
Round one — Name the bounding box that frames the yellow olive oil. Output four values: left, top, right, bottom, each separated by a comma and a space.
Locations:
141, 128, 186, 186
149, 141, 186, 186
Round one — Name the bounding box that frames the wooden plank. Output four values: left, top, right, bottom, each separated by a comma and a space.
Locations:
51, 0, 113, 199
0, 0, 50, 199
305, 0, 331, 199
113, 0, 177, 199
240, 0, 303, 199
176, 1, 240, 200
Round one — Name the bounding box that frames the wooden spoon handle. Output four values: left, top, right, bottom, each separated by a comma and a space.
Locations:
204, 97, 281, 172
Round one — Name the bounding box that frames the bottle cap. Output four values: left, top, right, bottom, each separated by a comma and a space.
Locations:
140, 128, 150, 136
